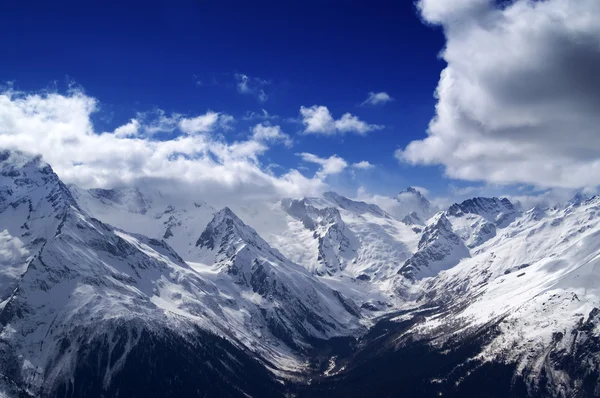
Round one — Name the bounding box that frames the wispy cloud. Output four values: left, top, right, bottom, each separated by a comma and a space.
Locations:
136, 109, 233, 136
360, 92, 394, 106
179, 112, 234, 134
235, 73, 270, 103
243, 109, 279, 121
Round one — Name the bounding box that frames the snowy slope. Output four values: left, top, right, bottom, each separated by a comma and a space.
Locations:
0, 151, 361, 397
5, 150, 600, 396
72, 183, 420, 300
398, 196, 600, 394
70, 185, 216, 260
191, 207, 363, 350
399, 197, 518, 280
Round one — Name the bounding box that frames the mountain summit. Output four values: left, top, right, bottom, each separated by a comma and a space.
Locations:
392, 186, 439, 223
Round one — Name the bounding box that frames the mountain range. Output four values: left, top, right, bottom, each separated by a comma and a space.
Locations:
1, 150, 599, 397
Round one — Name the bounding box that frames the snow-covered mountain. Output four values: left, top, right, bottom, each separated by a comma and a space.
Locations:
0, 151, 360, 397
70, 185, 216, 259
190, 206, 363, 351
3, 150, 600, 397
400, 196, 518, 279
391, 186, 439, 223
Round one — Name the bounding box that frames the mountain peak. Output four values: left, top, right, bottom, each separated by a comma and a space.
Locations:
392, 186, 438, 222
402, 186, 423, 196
447, 197, 515, 219
195, 206, 269, 256
567, 191, 589, 207
0, 150, 79, 214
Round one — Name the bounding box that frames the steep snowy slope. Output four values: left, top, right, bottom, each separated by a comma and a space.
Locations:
298, 196, 600, 397
279, 192, 419, 280
70, 185, 216, 259
396, 196, 600, 395
190, 207, 363, 351
70, 184, 417, 314
0, 151, 363, 397
0, 151, 290, 397
400, 197, 519, 280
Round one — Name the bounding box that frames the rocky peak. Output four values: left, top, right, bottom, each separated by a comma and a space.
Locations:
281, 197, 359, 275
0, 150, 79, 217
448, 197, 515, 218
399, 213, 469, 280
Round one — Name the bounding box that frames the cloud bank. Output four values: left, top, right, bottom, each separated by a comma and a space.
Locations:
397, 0, 600, 189
0, 89, 326, 203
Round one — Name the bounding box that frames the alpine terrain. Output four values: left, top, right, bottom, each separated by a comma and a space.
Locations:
2, 150, 600, 397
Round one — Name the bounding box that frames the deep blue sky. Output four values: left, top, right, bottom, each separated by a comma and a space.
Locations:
0, 0, 468, 197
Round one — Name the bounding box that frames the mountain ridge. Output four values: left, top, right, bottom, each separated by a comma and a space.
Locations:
2, 150, 600, 397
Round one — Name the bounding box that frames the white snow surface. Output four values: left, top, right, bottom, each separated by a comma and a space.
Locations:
410, 196, 600, 373
0, 152, 364, 395
3, 150, 600, 395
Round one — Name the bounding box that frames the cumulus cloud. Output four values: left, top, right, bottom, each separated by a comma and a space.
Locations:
398, 0, 600, 189
360, 92, 394, 106
113, 119, 140, 138
138, 109, 180, 135
179, 112, 233, 134
0, 230, 28, 285
235, 73, 270, 103
0, 89, 326, 202
0, 230, 27, 266
352, 161, 374, 169
299, 152, 348, 178
300, 105, 383, 136
251, 123, 292, 147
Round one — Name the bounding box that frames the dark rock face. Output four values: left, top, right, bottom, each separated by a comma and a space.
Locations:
291, 307, 600, 398
448, 197, 515, 221
399, 214, 469, 279
45, 321, 284, 398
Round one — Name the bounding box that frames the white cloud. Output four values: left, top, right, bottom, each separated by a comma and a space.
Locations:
418, 0, 489, 24
138, 109, 180, 135
299, 152, 348, 178
352, 161, 374, 169
360, 92, 394, 106
300, 105, 383, 136
113, 119, 140, 138
235, 73, 270, 103
179, 112, 233, 134
398, 0, 600, 190
0, 89, 327, 203
251, 123, 292, 147
410, 186, 430, 197
355, 187, 412, 218
0, 230, 27, 266
242, 109, 278, 121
